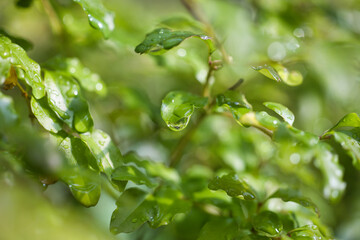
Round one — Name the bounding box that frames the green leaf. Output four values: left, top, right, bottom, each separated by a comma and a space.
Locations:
269, 188, 319, 217
112, 165, 156, 188
0, 57, 11, 85
15, 0, 34, 8
0, 36, 44, 99
73, 0, 115, 38
135, 28, 215, 55
0, 29, 33, 51
44, 70, 93, 132
80, 129, 123, 179
30, 97, 63, 133
252, 64, 303, 86
252, 211, 283, 238
288, 225, 325, 240
197, 218, 240, 240
208, 173, 256, 200
332, 131, 360, 170
316, 143, 346, 202
45, 57, 107, 96
327, 113, 360, 132
263, 102, 295, 125
0, 91, 18, 128
110, 187, 191, 233
161, 91, 208, 131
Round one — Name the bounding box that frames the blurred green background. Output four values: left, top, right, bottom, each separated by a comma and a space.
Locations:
1, 0, 360, 239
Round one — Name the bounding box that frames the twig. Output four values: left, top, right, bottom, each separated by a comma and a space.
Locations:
228, 78, 244, 91
41, 0, 63, 35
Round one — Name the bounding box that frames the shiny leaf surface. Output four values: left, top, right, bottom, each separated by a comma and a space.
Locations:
253, 64, 303, 86
112, 165, 156, 188
0, 91, 18, 128
31, 97, 62, 133
252, 211, 283, 238
264, 102, 295, 125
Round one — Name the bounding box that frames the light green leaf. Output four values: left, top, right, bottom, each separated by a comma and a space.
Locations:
73, 0, 114, 38
208, 173, 256, 200
112, 165, 156, 188
288, 225, 325, 240
135, 28, 215, 55
332, 131, 360, 170
110, 187, 191, 233
161, 91, 208, 131
45, 57, 107, 96
0, 29, 33, 50
252, 64, 303, 86
316, 143, 346, 202
80, 129, 123, 179
44, 70, 93, 132
30, 97, 62, 133
0, 91, 18, 128
0, 57, 11, 85
0, 36, 44, 99
263, 102, 295, 125
269, 188, 319, 217
197, 218, 240, 240
252, 211, 283, 238
327, 113, 360, 132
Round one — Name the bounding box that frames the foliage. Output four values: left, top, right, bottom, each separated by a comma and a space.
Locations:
1, 0, 360, 239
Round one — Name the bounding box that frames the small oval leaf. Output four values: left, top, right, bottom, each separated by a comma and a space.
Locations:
252, 211, 283, 237
264, 102, 295, 125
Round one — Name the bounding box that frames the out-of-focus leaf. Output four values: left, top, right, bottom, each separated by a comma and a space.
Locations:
15, 0, 33, 8
135, 28, 215, 55
332, 131, 360, 170
252, 211, 283, 238
112, 165, 156, 188
240, 111, 280, 131
159, 16, 204, 32
264, 102, 295, 125
60, 168, 101, 207
269, 188, 319, 217
252, 64, 303, 86
316, 143, 346, 202
0, 91, 18, 128
0, 29, 33, 51
288, 225, 325, 240
73, 0, 115, 38
0, 36, 44, 99
44, 70, 93, 132
110, 187, 191, 233
80, 129, 123, 179
31, 97, 63, 133
122, 152, 180, 183
208, 173, 256, 200
161, 91, 208, 131
45, 57, 107, 96
0, 57, 11, 85
197, 218, 240, 240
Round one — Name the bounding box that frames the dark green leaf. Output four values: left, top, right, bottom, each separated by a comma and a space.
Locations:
73, 0, 115, 38
197, 218, 240, 240
252, 64, 303, 86
0, 91, 18, 128
0, 36, 44, 99
110, 187, 191, 233
44, 70, 93, 132
332, 131, 360, 170
112, 165, 156, 188
208, 173, 256, 200
263, 102, 295, 125
135, 28, 215, 55
161, 91, 208, 131
30, 97, 63, 133
45, 57, 107, 96
252, 211, 283, 238
15, 0, 33, 8
269, 188, 319, 217
80, 129, 123, 179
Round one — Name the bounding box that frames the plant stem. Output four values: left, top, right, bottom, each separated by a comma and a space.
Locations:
41, 0, 63, 35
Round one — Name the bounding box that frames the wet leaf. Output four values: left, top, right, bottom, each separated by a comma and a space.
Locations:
269, 188, 319, 217
0, 29, 33, 51
252, 64, 303, 86
316, 143, 346, 202
330, 113, 360, 130
264, 102, 295, 125
0, 57, 11, 85
0, 36, 44, 98
289, 225, 325, 240
44, 70, 93, 132
332, 131, 360, 169
110, 187, 191, 233
208, 173, 256, 200
197, 218, 239, 240
0, 91, 18, 128
112, 165, 156, 188
45, 57, 107, 96
135, 28, 215, 55
73, 0, 114, 38
252, 211, 283, 237
161, 91, 208, 131
80, 129, 123, 179
31, 97, 63, 133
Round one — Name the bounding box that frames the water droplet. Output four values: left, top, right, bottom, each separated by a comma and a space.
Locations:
95, 83, 103, 91
268, 42, 286, 61
98, 140, 105, 146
